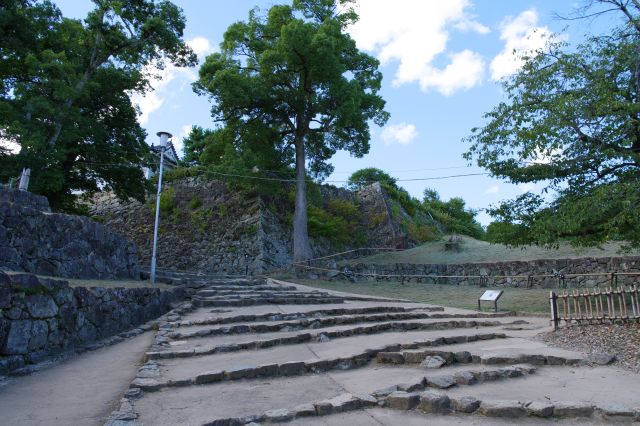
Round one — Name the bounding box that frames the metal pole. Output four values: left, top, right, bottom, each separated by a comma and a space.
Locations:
150, 131, 172, 285
18, 168, 30, 191
150, 148, 164, 285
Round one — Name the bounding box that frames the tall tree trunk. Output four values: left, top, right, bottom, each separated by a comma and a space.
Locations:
293, 137, 313, 263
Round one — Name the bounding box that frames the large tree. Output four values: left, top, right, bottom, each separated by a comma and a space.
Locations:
0, 0, 196, 211
464, 0, 640, 249
194, 0, 389, 261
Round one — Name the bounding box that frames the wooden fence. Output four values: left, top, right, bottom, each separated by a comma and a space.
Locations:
550, 286, 640, 330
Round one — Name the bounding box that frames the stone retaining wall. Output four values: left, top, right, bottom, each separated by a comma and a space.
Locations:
346, 257, 640, 288
0, 187, 139, 279
0, 271, 185, 375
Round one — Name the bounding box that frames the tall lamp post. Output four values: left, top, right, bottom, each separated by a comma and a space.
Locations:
150, 131, 172, 285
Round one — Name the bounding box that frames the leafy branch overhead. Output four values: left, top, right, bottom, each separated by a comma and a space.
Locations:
465, 0, 640, 249
0, 0, 196, 211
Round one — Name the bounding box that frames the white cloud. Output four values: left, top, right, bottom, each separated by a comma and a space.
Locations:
348, 0, 488, 95
490, 9, 552, 81
418, 50, 485, 96
518, 182, 536, 193
0, 136, 20, 154
484, 185, 500, 195
132, 36, 215, 126
171, 124, 193, 156
381, 123, 418, 145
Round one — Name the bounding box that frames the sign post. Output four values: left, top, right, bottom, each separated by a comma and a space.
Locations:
478, 290, 504, 312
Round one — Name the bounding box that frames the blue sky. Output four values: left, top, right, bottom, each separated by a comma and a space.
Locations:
53, 0, 618, 225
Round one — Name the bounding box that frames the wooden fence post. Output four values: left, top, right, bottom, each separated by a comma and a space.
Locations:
550, 291, 559, 331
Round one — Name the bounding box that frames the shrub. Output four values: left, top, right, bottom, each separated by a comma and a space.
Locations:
187, 196, 203, 210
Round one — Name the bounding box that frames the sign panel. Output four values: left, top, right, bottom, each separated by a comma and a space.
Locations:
479, 290, 503, 301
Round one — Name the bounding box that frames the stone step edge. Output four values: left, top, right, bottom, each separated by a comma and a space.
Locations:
376, 349, 583, 367
194, 297, 347, 307
134, 330, 572, 393
156, 320, 522, 343
193, 392, 640, 426
145, 329, 509, 361
167, 313, 520, 340
149, 319, 512, 358
174, 306, 446, 328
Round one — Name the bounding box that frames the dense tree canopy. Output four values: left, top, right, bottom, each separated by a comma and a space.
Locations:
346, 167, 398, 191
194, 0, 389, 261
464, 0, 640, 249
0, 0, 195, 211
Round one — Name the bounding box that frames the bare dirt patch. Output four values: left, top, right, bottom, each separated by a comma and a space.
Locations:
539, 323, 640, 373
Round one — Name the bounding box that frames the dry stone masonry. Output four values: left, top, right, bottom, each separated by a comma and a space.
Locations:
102, 275, 640, 425
0, 271, 185, 375
345, 257, 640, 288
0, 187, 139, 279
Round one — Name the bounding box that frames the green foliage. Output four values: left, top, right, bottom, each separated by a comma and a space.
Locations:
307, 204, 365, 247
193, 0, 389, 260
347, 168, 398, 190
158, 187, 176, 215
187, 196, 203, 210
464, 3, 640, 249
406, 222, 436, 243
218, 203, 228, 218
0, 0, 196, 212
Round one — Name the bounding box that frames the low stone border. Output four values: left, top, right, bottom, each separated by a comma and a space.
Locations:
195, 389, 640, 425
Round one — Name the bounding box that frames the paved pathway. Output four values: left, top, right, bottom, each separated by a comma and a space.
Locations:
104, 277, 640, 425
0, 331, 153, 426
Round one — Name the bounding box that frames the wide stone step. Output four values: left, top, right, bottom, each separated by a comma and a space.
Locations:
174, 305, 445, 328
195, 286, 299, 295
167, 312, 518, 340
193, 296, 346, 307
146, 332, 509, 360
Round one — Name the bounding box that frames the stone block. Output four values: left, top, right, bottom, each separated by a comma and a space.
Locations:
480, 400, 526, 418
598, 403, 635, 418
454, 351, 472, 363
195, 370, 225, 385
553, 402, 594, 418
25, 295, 58, 319
376, 352, 404, 364
418, 391, 451, 414
453, 370, 477, 385
453, 396, 481, 413
27, 320, 48, 350
278, 361, 305, 376
328, 393, 360, 412
3, 320, 31, 354
518, 354, 546, 365
384, 392, 420, 410
526, 401, 554, 418
263, 409, 293, 423
420, 355, 446, 369
587, 352, 615, 365
314, 401, 333, 416
292, 403, 316, 417
426, 375, 456, 389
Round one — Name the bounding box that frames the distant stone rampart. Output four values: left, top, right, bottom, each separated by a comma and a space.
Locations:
347, 257, 640, 288
0, 187, 139, 279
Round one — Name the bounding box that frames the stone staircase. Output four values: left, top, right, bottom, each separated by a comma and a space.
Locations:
104, 277, 640, 425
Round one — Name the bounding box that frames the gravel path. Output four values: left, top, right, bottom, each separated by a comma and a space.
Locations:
539, 323, 640, 373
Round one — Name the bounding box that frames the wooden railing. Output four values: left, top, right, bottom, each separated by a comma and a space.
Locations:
550, 286, 640, 330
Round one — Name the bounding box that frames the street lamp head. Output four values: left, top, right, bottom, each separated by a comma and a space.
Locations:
156, 131, 172, 148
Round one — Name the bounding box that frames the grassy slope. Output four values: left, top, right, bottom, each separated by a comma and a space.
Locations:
288, 277, 550, 314
348, 235, 637, 265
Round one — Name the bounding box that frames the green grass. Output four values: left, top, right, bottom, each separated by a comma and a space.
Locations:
284, 277, 551, 314
3, 270, 172, 289
349, 235, 637, 265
